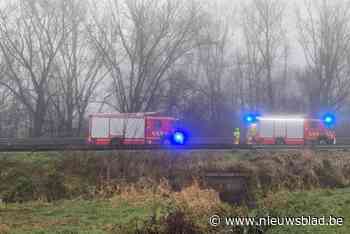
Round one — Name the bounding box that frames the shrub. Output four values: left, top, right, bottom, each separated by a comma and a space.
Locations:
137, 209, 199, 234
3, 176, 35, 203
44, 171, 67, 202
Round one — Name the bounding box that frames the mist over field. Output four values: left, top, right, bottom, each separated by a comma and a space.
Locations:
1, 1, 350, 233
0, 0, 349, 138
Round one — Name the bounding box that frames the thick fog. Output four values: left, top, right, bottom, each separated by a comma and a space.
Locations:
0, 0, 349, 137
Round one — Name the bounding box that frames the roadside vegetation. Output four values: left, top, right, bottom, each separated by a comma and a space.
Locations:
1, 150, 350, 233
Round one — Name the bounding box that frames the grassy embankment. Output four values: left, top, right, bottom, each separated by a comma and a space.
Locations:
1, 150, 350, 233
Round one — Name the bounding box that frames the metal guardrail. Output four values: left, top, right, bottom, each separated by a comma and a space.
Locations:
0, 137, 86, 146
0, 143, 349, 152
0, 137, 349, 152
0, 144, 248, 152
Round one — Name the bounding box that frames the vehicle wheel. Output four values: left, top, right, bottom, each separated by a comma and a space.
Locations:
275, 138, 285, 145
319, 138, 327, 145
162, 139, 171, 145
111, 138, 122, 145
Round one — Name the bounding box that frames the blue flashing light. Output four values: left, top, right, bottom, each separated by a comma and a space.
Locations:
244, 113, 259, 124
322, 113, 336, 126
174, 132, 184, 144
172, 130, 187, 145
246, 115, 253, 123
324, 116, 332, 123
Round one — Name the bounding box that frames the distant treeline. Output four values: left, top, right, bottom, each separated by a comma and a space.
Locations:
0, 0, 350, 138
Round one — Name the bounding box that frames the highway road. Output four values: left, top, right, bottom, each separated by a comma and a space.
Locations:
0, 137, 349, 152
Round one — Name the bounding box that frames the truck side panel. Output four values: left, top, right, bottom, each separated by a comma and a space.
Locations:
110, 117, 145, 138
91, 117, 109, 138
256, 119, 305, 145
259, 119, 274, 137
286, 121, 304, 138
274, 120, 286, 137
110, 118, 124, 136
124, 118, 145, 138
88, 113, 176, 145
257, 119, 275, 144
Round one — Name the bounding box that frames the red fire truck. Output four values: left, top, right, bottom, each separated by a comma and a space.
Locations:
88, 112, 179, 145
246, 116, 336, 145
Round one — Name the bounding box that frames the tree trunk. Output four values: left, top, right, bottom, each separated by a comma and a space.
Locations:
31, 97, 46, 137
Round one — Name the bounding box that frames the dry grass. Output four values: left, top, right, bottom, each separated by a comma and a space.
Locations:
3, 150, 350, 205
108, 179, 230, 233
239, 150, 350, 192
262, 190, 292, 210
4, 150, 350, 233
110, 178, 172, 206
110, 178, 222, 214
79, 150, 350, 209
0, 224, 10, 234
172, 180, 221, 214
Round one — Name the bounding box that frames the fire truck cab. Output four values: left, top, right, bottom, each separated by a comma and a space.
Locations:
246, 116, 336, 145
88, 112, 178, 145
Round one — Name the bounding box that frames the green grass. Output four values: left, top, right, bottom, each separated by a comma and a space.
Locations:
0, 198, 163, 234
2, 188, 350, 234
2, 151, 350, 233
265, 188, 350, 234
0, 152, 62, 164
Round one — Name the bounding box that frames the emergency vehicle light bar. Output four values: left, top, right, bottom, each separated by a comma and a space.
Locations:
257, 117, 305, 122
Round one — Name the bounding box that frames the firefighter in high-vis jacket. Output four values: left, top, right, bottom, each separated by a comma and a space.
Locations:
233, 128, 240, 144
247, 124, 257, 144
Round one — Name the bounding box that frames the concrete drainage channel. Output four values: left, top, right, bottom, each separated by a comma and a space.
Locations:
204, 171, 255, 207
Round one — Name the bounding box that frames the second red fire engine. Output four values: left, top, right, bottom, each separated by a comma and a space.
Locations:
246, 116, 336, 145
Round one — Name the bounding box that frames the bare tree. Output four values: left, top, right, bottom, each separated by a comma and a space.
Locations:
297, 0, 350, 113
0, 0, 68, 137
89, 0, 204, 113
196, 8, 230, 124
50, 0, 106, 136
241, 0, 287, 110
